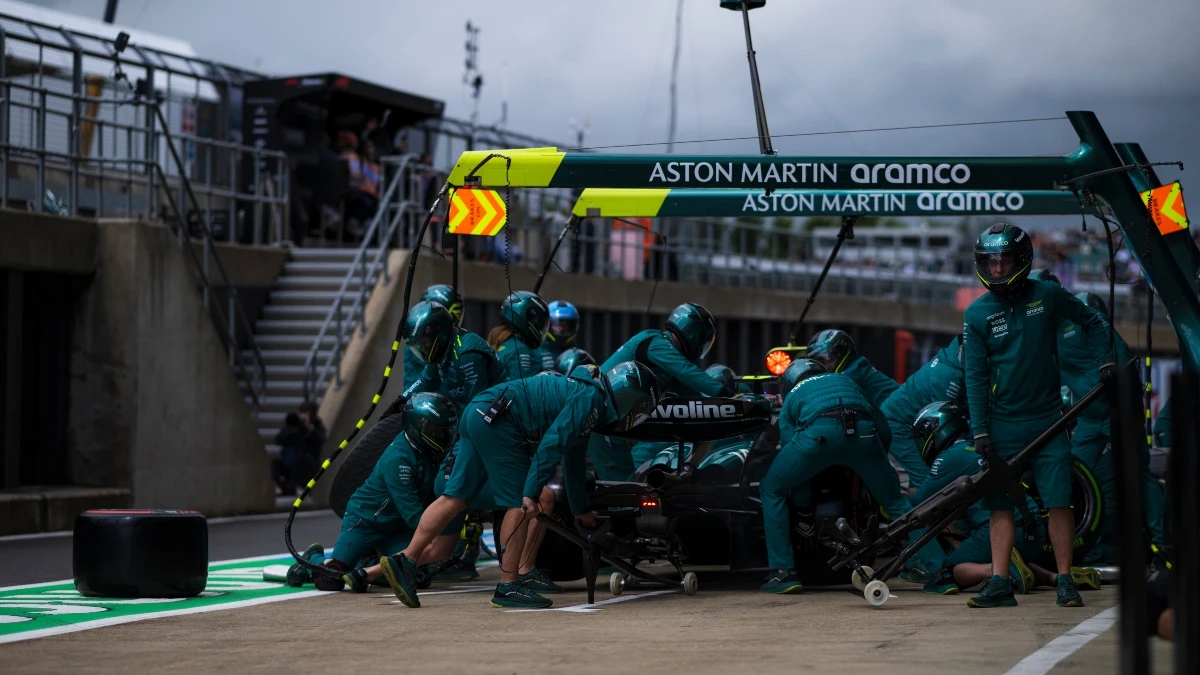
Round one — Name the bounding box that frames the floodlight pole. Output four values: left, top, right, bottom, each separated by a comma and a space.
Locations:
737, 3, 775, 156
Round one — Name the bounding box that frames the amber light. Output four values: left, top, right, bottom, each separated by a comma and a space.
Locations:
766, 350, 792, 376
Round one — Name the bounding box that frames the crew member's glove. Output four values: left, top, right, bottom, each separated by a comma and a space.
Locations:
974, 435, 995, 466
1099, 362, 1119, 385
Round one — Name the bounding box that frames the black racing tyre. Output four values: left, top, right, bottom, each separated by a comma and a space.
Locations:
73, 509, 208, 598
329, 414, 406, 518
794, 468, 879, 586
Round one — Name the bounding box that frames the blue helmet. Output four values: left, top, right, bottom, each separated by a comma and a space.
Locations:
547, 300, 580, 345
501, 291, 551, 349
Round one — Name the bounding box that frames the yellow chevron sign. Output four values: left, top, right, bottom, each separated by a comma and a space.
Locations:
1140, 181, 1189, 235
448, 188, 507, 236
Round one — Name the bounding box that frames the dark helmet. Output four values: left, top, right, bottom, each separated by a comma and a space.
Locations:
974, 222, 1033, 297
501, 291, 551, 349
1030, 268, 1061, 285
547, 300, 580, 344
602, 360, 662, 432
912, 400, 971, 466
420, 284, 464, 326
1074, 291, 1109, 315
779, 358, 828, 398
404, 300, 456, 365
555, 347, 596, 375
705, 364, 737, 393
807, 329, 857, 373
401, 392, 459, 463
665, 303, 717, 361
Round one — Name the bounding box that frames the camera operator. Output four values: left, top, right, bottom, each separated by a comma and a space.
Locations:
273, 401, 326, 496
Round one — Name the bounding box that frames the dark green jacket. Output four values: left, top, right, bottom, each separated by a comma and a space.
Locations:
406, 329, 504, 410
1059, 308, 1131, 425
540, 333, 574, 359
601, 329, 727, 398
778, 372, 892, 450
496, 335, 556, 380
963, 279, 1111, 436
841, 355, 899, 412
344, 434, 434, 532
403, 347, 424, 390
880, 337, 964, 429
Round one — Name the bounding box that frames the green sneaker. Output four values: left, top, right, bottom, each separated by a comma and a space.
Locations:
760, 570, 804, 594
922, 571, 960, 595
518, 569, 565, 594
379, 553, 421, 608
285, 544, 325, 587
1009, 549, 1035, 595
968, 575, 1018, 608
490, 581, 552, 608
342, 567, 369, 593
435, 561, 481, 581
1070, 566, 1101, 591
1056, 574, 1085, 607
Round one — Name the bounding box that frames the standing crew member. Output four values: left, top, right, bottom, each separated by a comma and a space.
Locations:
962, 222, 1115, 608
759, 358, 914, 594
541, 300, 581, 361
807, 329, 898, 411
404, 285, 465, 389
379, 361, 660, 609
489, 291, 555, 378
879, 336, 965, 490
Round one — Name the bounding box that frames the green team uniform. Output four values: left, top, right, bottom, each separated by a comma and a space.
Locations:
403, 347, 425, 390
333, 435, 455, 566
593, 330, 728, 480
496, 335, 555, 381
908, 441, 1043, 571
761, 372, 911, 571
540, 333, 573, 360
440, 371, 615, 514
840, 355, 899, 411
963, 279, 1110, 511
405, 328, 504, 410
880, 337, 964, 488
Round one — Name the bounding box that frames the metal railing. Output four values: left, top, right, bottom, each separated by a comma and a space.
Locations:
301, 155, 424, 401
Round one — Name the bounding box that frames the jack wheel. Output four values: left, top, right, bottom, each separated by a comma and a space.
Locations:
864, 580, 890, 607
609, 573, 626, 596
851, 566, 875, 591
682, 572, 698, 596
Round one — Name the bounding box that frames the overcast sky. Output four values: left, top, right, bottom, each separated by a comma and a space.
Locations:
20, 0, 1200, 201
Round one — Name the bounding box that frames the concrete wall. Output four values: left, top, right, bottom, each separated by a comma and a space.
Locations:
68, 220, 274, 515
0, 208, 96, 274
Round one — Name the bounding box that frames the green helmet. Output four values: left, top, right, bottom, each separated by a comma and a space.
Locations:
705, 364, 737, 393
1074, 291, 1109, 315
403, 300, 456, 365
779, 358, 828, 399
912, 400, 970, 465
807, 329, 856, 373
1030, 268, 1060, 285
555, 347, 596, 375
602, 360, 662, 432
420, 284, 464, 326
501, 291, 550, 349
665, 303, 717, 361
401, 392, 459, 463
974, 222, 1033, 297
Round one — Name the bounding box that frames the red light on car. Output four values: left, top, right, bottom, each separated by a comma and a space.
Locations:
641, 498, 660, 509
766, 350, 792, 376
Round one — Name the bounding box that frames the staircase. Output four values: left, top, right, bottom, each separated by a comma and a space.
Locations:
245, 247, 380, 458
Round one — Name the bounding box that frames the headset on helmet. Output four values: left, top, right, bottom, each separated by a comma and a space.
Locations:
806, 329, 857, 373
501, 291, 551, 350
555, 347, 596, 375
665, 303, 717, 361
420, 284, 465, 326
404, 300, 456, 365
974, 222, 1034, 298
602, 360, 662, 432
912, 400, 971, 466
779, 358, 828, 398
402, 392, 459, 463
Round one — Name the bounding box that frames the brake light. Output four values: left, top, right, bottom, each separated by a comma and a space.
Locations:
766, 350, 792, 376
641, 497, 660, 509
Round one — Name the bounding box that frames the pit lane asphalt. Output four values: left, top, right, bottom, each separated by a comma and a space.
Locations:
0, 511, 342, 586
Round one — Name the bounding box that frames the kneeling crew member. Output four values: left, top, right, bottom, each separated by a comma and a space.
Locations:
963, 222, 1114, 609
759, 358, 913, 594
380, 361, 661, 609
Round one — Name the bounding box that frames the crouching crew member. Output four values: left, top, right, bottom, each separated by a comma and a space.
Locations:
759, 358, 914, 594
806, 329, 898, 410
963, 222, 1114, 608
379, 361, 661, 609
879, 336, 965, 490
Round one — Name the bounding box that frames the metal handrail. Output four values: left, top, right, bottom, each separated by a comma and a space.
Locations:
301, 154, 421, 402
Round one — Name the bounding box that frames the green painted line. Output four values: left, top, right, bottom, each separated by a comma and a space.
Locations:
0, 555, 321, 644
